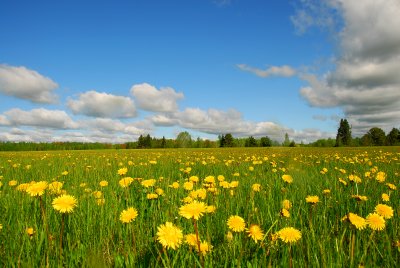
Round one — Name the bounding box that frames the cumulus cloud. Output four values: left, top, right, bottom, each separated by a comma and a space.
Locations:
295, 0, 400, 135
0, 64, 59, 103
130, 83, 184, 112
0, 115, 10, 126
237, 64, 296, 78
67, 91, 137, 118
3, 108, 79, 129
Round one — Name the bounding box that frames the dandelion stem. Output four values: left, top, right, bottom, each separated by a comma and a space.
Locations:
193, 218, 204, 268
59, 214, 65, 258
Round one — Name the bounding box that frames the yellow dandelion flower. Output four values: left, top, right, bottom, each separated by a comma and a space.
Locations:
156, 222, 183, 250
16, 183, 29, 192
229, 181, 239, 188
217, 175, 225, 182
179, 200, 207, 220
348, 213, 367, 230
381, 193, 390, 202
9, 180, 18, 186
197, 241, 213, 255
190, 176, 199, 183
348, 174, 362, 184
366, 213, 385, 231
96, 198, 105, 206
386, 183, 396, 190
141, 179, 156, 188
205, 205, 216, 213
220, 181, 230, 188
339, 178, 347, 186
280, 208, 290, 218
117, 167, 128, 176
375, 171, 386, 183
323, 189, 331, 195
277, 227, 302, 243
185, 233, 198, 247
246, 224, 264, 243
351, 195, 368, 201
119, 207, 138, 223
204, 176, 215, 184
282, 199, 292, 210
48, 181, 63, 194
182, 196, 193, 203
119, 177, 134, 188
155, 188, 164, 196
99, 180, 108, 187
282, 175, 293, 184
0, 224, 2, 231
226, 231, 233, 242
252, 183, 261, 192
147, 193, 158, 200
92, 191, 102, 199
26, 181, 48, 197
26, 227, 35, 237
61, 171, 68, 176
52, 194, 78, 213
170, 182, 180, 189
305, 195, 319, 204
227, 215, 246, 232
183, 181, 194, 191
375, 204, 394, 219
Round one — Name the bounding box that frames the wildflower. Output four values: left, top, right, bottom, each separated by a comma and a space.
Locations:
282, 175, 293, 184
348, 174, 362, 184
226, 231, 233, 242
227, 215, 246, 232
119, 177, 134, 188
147, 193, 158, 199
381, 193, 390, 202
323, 189, 331, 195
170, 182, 180, 189
252, 183, 261, 192
179, 200, 207, 220
351, 195, 368, 201
185, 233, 198, 247
183, 181, 194, 191
282, 199, 292, 210
141, 179, 156, 188
96, 198, 105, 206
338, 178, 347, 186
61, 171, 68, 176
189, 176, 199, 183
280, 208, 290, 218
305, 195, 319, 204
8, 180, 18, 186
348, 213, 367, 230
246, 224, 264, 243
155, 188, 164, 196
386, 183, 396, 190
26, 227, 35, 237
366, 213, 385, 231
197, 241, 213, 255
277, 227, 302, 243
374, 204, 394, 219
16, 183, 29, 191
217, 175, 225, 181
156, 222, 183, 250
26, 181, 48, 197
48, 181, 63, 194
117, 167, 128, 176
230, 181, 239, 188
205, 205, 216, 213
52, 194, 78, 213
99, 180, 108, 187
375, 171, 386, 183
92, 191, 102, 199
120, 207, 138, 223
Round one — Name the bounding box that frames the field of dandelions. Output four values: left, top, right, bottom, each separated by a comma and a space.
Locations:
0, 147, 399, 267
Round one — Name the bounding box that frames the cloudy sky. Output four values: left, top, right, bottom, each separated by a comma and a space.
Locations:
1, 0, 399, 143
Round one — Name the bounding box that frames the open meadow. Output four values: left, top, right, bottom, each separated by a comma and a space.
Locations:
0, 147, 399, 267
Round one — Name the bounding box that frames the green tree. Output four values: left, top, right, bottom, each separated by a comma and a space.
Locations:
221, 133, 234, 147
335, 119, 352, 146
245, 136, 258, 147
367, 127, 386, 146
176, 131, 192, 148
283, 133, 290, 146
260, 136, 272, 147
386, 128, 400, 146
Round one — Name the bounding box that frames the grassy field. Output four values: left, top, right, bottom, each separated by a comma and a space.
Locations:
0, 147, 399, 267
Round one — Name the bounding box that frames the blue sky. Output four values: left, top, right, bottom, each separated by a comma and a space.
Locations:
1, 0, 399, 143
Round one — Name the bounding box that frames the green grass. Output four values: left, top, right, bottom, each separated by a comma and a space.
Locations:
0, 147, 399, 267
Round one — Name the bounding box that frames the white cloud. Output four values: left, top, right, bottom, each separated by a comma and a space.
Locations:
0, 115, 10, 125
0, 64, 59, 104
67, 91, 137, 118
237, 64, 296, 78
130, 83, 184, 112
4, 108, 79, 129
295, 0, 400, 135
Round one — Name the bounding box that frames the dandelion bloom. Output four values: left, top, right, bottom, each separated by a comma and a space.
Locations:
185, 233, 198, 247
179, 200, 207, 220
348, 213, 367, 230
282, 199, 292, 210
141, 179, 156, 188
92, 191, 102, 199
8, 180, 18, 186
120, 207, 138, 223
381, 193, 390, 202
197, 241, 213, 255
226, 231, 233, 242
119, 177, 134, 188
282, 175, 293, 184
305, 195, 319, 204
16, 183, 29, 192
280, 208, 290, 218
386, 183, 396, 190
96, 198, 105, 206
170, 182, 180, 189
183, 181, 194, 191
190, 176, 199, 183
26, 181, 48, 197
366, 213, 385, 231
205, 205, 216, 213
277, 227, 302, 243
375, 171, 386, 183
117, 167, 128, 176
99, 180, 108, 187
155, 188, 164, 196
227, 215, 246, 232
52, 194, 78, 213
374, 204, 394, 219
252, 183, 261, 192
229, 181, 239, 188
156, 222, 183, 250
147, 193, 158, 200
348, 175, 362, 184
323, 189, 331, 195
26, 227, 35, 236
246, 224, 264, 243
48, 181, 63, 194
351, 195, 368, 201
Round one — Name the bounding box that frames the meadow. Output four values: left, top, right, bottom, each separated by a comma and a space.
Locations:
0, 147, 399, 267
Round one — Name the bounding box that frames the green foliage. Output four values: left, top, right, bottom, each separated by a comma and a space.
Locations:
386, 128, 400, 146
175, 131, 192, 148
335, 119, 352, 146
259, 136, 272, 147
245, 136, 258, 147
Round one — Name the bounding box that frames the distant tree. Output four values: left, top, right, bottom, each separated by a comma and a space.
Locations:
224, 133, 234, 147
260, 136, 272, 147
219, 134, 226, 147
367, 127, 386, 146
289, 140, 296, 147
283, 133, 290, 147
176, 131, 192, 148
335, 119, 352, 146
386, 128, 400, 146
161, 136, 167, 148
245, 136, 258, 147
